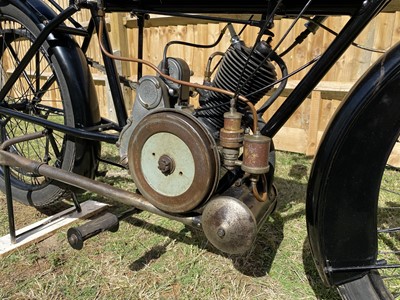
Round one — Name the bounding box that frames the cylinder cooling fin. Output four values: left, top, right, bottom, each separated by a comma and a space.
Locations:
197, 41, 277, 130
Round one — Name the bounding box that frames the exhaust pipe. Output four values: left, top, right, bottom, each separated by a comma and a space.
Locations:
0, 149, 200, 228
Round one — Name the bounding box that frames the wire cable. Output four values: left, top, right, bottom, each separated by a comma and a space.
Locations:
234, 0, 313, 100
303, 16, 387, 53
97, 16, 260, 132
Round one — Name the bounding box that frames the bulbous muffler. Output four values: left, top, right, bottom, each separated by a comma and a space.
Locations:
202, 196, 257, 255
201, 179, 277, 255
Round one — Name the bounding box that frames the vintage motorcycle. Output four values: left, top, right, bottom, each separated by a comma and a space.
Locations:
0, 0, 399, 298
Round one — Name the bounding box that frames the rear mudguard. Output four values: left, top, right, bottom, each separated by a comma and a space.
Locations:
5, 0, 101, 178
306, 42, 400, 286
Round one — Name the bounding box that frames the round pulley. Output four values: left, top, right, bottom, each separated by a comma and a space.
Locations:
128, 109, 219, 213
202, 196, 257, 254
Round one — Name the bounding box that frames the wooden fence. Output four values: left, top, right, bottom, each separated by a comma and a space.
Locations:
48, 2, 400, 163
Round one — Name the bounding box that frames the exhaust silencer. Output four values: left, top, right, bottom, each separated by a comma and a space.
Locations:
202, 196, 257, 255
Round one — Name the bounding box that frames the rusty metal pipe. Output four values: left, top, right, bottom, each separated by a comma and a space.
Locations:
0, 150, 199, 227
0, 131, 46, 150
97, 16, 260, 133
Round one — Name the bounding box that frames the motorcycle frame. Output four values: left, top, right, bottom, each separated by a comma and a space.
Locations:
0, 0, 388, 141
0, 0, 398, 287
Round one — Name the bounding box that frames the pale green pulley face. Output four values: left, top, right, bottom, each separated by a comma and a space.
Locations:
141, 132, 195, 197
128, 110, 220, 213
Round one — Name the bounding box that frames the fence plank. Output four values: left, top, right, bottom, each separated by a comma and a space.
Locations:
124, 1, 400, 28
306, 91, 322, 156
13, 2, 400, 162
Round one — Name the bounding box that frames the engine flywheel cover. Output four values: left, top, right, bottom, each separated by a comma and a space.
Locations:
128, 109, 219, 213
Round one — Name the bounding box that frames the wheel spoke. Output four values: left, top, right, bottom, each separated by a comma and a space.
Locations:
36, 74, 56, 101
0, 19, 67, 189
376, 166, 400, 296
3, 36, 36, 96
35, 51, 40, 93
379, 227, 400, 234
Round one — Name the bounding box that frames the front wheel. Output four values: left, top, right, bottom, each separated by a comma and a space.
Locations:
0, 4, 98, 207
306, 43, 400, 299
337, 147, 400, 299
338, 271, 394, 299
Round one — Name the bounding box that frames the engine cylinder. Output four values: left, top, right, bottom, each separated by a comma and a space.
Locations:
198, 41, 277, 130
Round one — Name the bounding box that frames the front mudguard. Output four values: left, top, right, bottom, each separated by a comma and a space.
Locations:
6, 0, 101, 178
307, 42, 400, 286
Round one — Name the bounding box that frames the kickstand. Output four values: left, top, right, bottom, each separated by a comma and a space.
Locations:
71, 192, 82, 213
3, 174, 82, 245
1, 119, 16, 244
4, 165, 16, 244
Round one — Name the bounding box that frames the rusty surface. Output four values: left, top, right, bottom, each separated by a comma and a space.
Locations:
242, 134, 271, 174
219, 110, 244, 149
128, 109, 220, 213
0, 131, 46, 150
223, 110, 242, 131
202, 196, 257, 254
0, 148, 197, 227
157, 154, 176, 176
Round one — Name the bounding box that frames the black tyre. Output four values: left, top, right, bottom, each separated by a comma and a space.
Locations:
0, 4, 97, 207
338, 155, 400, 300
338, 271, 394, 299
307, 43, 400, 299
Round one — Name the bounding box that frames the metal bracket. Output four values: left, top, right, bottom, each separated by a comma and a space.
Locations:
325, 259, 400, 273
0, 131, 82, 243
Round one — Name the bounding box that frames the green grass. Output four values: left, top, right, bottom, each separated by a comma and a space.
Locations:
376, 166, 400, 296
0, 150, 345, 299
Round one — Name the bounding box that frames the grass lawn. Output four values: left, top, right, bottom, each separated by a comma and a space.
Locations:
0, 150, 354, 299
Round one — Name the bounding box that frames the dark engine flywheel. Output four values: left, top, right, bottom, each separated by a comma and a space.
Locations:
128, 109, 220, 213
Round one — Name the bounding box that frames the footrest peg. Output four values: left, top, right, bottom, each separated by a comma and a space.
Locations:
67, 212, 119, 250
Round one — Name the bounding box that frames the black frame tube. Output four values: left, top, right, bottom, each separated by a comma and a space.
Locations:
0, 107, 118, 143
0, 0, 390, 147
137, 14, 145, 80
261, 0, 391, 137
91, 7, 128, 127
0, 130, 47, 244
103, 0, 366, 15
0, 4, 79, 102
4, 165, 15, 243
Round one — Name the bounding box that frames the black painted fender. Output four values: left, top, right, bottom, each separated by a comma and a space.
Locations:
4, 0, 101, 178
306, 42, 400, 286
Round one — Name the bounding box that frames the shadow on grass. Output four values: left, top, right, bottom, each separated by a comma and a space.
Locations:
302, 240, 341, 299
231, 212, 284, 277
116, 171, 339, 298
48, 158, 339, 298
123, 217, 206, 271
123, 213, 284, 277
129, 243, 169, 271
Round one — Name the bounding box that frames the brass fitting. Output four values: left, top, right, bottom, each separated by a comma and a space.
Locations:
219, 109, 244, 149
242, 133, 271, 174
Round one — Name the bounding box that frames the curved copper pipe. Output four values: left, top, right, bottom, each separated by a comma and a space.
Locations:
252, 174, 268, 202
97, 17, 259, 133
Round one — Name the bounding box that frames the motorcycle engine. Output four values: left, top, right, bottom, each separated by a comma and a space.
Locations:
197, 40, 277, 133
118, 37, 277, 215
